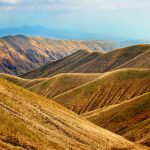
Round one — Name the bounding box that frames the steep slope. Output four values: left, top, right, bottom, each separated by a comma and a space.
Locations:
22, 44, 150, 79
0, 35, 116, 75
74, 44, 150, 73
0, 73, 101, 98
22, 49, 103, 78
0, 79, 145, 150
82, 93, 150, 147
115, 50, 150, 69
54, 69, 150, 114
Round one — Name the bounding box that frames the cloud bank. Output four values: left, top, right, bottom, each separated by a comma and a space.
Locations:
0, 0, 150, 11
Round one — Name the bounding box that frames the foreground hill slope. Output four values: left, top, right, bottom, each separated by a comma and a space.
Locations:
0, 73, 101, 98
83, 92, 150, 147
0, 79, 145, 150
54, 69, 150, 114
22, 44, 150, 79
0, 35, 115, 75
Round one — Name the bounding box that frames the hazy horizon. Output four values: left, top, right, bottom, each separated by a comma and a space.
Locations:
0, 0, 150, 40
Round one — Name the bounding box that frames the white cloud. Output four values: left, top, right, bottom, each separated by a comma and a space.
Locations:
44, 0, 150, 12
1, 0, 150, 11
0, 0, 20, 4
74, 0, 150, 11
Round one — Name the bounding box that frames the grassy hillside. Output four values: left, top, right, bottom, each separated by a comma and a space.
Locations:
22, 44, 150, 79
74, 44, 150, 73
29, 73, 101, 98
54, 69, 150, 114
0, 78, 145, 150
83, 92, 150, 147
115, 49, 150, 69
0, 73, 100, 99
0, 35, 116, 75
0, 73, 47, 89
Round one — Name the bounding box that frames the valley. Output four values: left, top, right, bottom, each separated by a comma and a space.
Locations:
0, 37, 150, 150
0, 78, 146, 150
82, 92, 150, 146
1, 0, 150, 149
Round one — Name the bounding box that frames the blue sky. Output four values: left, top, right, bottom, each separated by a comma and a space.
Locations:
0, 0, 150, 39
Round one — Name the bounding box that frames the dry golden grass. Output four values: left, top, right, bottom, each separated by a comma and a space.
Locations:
22, 44, 150, 79
74, 44, 150, 73
0, 73, 101, 99
54, 69, 150, 114
0, 78, 146, 150
2, 69, 150, 116
82, 92, 150, 147
29, 73, 101, 99
115, 50, 150, 69
0, 73, 47, 88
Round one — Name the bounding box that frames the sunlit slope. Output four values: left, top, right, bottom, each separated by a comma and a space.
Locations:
83, 92, 150, 147
0, 73, 100, 98
0, 79, 145, 150
29, 73, 100, 98
54, 69, 150, 114
22, 44, 150, 79
0, 73, 47, 89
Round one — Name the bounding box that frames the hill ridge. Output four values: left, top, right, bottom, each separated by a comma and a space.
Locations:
53, 69, 150, 114
114, 49, 150, 69
21, 44, 150, 79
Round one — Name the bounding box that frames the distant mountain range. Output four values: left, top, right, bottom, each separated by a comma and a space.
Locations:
0, 35, 116, 75
0, 25, 150, 47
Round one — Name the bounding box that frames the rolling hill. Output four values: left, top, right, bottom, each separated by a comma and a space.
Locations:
2, 69, 150, 116
53, 69, 150, 114
0, 78, 146, 150
29, 73, 101, 99
82, 92, 150, 147
0, 73, 47, 89
115, 50, 150, 69
0, 35, 116, 75
22, 44, 150, 79
74, 44, 150, 73
0, 73, 101, 99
